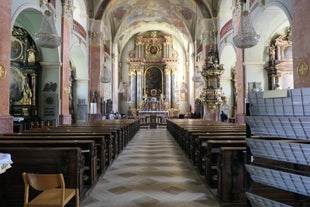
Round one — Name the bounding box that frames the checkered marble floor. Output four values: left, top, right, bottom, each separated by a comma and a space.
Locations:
81, 128, 221, 207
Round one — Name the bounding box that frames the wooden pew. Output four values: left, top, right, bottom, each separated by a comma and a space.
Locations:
217, 147, 246, 206
192, 133, 245, 168
0, 147, 83, 207
57, 125, 126, 154
21, 127, 122, 162
204, 140, 246, 186
0, 139, 97, 185
23, 127, 118, 158
0, 119, 140, 207
0, 135, 107, 175
166, 118, 248, 205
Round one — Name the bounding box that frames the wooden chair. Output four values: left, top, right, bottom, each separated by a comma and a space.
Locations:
22, 172, 79, 207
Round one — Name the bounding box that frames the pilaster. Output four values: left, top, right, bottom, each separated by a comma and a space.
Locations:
0, 0, 13, 133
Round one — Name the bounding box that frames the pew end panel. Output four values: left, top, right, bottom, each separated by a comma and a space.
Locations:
0, 147, 84, 207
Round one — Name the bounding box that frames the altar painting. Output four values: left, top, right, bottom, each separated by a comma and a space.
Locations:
145, 67, 163, 97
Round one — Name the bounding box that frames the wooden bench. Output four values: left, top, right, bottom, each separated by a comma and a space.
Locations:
0, 135, 107, 174
166, 119, 249, 202
217, 147, 246, 206
204, 140, 246, 186
0, 139, 97, 185
192, 133, 245, 167
21, 127, 122, 162
0, 147, 83, 207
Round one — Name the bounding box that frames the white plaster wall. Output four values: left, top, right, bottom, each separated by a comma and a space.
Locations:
219, 44, 236, 118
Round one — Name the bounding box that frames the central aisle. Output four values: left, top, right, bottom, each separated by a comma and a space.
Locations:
81, 128, 221, 207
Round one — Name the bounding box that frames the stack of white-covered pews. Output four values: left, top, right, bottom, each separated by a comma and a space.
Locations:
246, 88, 310, 207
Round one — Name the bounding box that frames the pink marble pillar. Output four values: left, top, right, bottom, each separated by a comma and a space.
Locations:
89, 41, 103, 113
59, 4, 72, 125
292, 1, 310, 88
0, 0, 13, 133
235, 48, 245, 124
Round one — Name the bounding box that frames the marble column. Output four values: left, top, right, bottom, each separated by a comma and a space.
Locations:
0, 0, 13, 133
136, 70, 142, 106
235, 48, 245, 123
89, 20, 103, 117
130, 69, 137, 109
59, 0, 73, 125
165, 69, 171, 107
171, 69, 177, 108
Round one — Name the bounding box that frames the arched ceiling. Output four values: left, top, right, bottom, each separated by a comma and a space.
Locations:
86, 0, 217, 52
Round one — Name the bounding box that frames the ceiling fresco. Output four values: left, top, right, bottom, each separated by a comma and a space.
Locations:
86, 0, 216, 51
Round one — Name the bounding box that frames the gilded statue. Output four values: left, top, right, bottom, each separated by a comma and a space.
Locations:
22, 83, 32, 105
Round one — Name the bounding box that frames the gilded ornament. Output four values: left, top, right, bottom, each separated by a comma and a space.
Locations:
298, 62, 309, 77
0, 64, 6, 79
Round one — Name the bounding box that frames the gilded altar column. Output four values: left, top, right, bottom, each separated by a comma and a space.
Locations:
31, 74, 37, 106
129, 69, 137, 109
165, 68, 171, 107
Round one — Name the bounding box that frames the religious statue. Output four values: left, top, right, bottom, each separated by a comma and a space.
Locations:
22, 83, 32, 105
143, 93, 148, 100
269, 45, 276, 62
160, 93, 165, 102
91, 90, 97, 103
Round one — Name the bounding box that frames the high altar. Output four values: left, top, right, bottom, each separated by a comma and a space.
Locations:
138, 96, 169, 126
125, 31, 182, 123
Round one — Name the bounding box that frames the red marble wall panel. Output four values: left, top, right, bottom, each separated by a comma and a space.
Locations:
292, 0, 310, 88
89, 45, 103, 112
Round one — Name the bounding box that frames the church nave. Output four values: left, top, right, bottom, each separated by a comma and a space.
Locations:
81, 128, 220, 207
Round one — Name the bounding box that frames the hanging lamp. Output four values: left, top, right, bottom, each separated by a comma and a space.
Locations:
34, 10, 61, 48
118, 81, 126, 93
233, 0, 260, 48
101, 66, 111, 83
180, 82, 188, 93
192, 66, 203, 82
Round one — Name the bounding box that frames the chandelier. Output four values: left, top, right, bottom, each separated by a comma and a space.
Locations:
180, 82, 188, 93
192, 66, 203, 82
118, 81, 127, 93
34, 10, 61, 48
101, 66, 111, 83
233, 0, 260, 48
